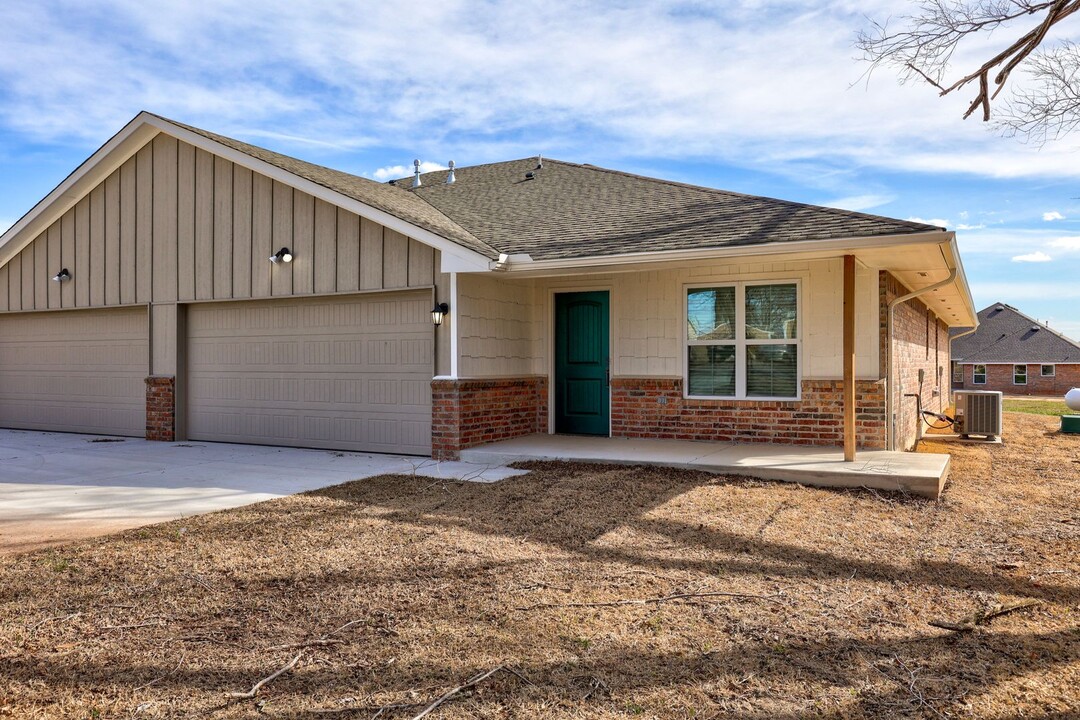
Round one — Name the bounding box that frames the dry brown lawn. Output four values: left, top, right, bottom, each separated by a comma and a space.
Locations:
1, 412, 1077, 719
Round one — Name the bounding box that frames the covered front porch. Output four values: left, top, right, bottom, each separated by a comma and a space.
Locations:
460, 433, 951, 498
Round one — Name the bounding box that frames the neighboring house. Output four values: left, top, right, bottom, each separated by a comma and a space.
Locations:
0, 113, 976, 460
952, 302, 1080, 396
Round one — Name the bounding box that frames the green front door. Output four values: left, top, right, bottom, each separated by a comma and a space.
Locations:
554, 291, 610, 435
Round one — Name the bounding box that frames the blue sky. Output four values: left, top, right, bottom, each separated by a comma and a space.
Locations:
1, 1, 1079, 338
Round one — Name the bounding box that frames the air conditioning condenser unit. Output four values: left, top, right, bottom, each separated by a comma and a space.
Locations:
954, 390, 1003, 440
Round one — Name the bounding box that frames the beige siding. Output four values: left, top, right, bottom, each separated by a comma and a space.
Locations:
0, 134, 438, 312
104, 170, 121, 306
457, 274, 538, 377
456, 257, 882, 381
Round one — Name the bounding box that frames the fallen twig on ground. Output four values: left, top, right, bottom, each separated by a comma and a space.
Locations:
928, 599, 1042, 632
411, 664, 519, 720
228, 651, 304, 699
516, 590, 784, 611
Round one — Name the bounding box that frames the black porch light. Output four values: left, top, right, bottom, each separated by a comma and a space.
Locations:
431, 302, 449, 326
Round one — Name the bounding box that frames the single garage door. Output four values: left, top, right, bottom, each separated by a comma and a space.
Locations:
186, 291, 433, 455
0, 307, 148, 436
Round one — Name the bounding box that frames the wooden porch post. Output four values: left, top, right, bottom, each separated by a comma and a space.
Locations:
843, 254, 856, 462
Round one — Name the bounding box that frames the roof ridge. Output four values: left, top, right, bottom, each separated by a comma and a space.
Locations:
411, 156, 944, 234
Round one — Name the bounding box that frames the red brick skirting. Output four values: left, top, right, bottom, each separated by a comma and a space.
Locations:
610, 378, 887, 449
432, 376, 548, 460
145, 376, 176, 442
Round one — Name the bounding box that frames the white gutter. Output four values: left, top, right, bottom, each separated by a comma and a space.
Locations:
886, 244, 957, 451
492, 230, 951, 273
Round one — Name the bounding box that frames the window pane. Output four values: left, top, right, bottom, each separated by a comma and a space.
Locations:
745, 283, 797, 339
1042, 364, 1055, 376
1014, 365, 1026, 384
688, 345, 736, 396
687, 287, 736, 340
746, 344, 798, 398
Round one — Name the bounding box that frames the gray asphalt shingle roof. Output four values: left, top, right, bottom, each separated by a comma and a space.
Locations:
952, 303, 1080, 363
404, 158, 942, 261
159, 117, 942, 263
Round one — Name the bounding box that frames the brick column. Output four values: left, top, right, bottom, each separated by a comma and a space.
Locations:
145, 376, 176, 441
431, 376, 548, 460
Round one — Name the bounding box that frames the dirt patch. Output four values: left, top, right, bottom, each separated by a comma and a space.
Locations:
0, 412, 1077, 718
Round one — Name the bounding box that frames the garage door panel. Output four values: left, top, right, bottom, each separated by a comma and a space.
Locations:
187, 292, 432, 454
0, 308, 147, 436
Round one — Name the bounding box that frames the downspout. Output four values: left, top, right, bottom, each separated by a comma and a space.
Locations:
886, 248, 957, 451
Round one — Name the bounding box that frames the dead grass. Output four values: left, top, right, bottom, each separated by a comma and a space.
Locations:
1, 412, 1077, 719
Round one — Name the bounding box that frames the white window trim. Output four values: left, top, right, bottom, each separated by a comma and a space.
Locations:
972, 364, 987, 385
1041, 364, 1056, 377
1013, 364, 1028, 385
684, 279, 802, 401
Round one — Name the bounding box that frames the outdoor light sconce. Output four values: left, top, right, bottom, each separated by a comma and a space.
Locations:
431, 302, 449, 326
51, 268, 71, 282
269, 247, 293, 264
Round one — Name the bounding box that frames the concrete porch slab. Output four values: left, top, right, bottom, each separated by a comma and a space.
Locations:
460, 433, 950, 498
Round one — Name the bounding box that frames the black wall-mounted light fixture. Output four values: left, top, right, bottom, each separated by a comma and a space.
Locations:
269, 247, 293, 264
51, 268, 71, 282
431, 302, 449, 326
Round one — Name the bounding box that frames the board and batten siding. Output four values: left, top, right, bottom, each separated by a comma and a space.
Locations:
0, 134, 437, 313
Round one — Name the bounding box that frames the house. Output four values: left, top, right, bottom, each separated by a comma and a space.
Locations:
0, 112, 976, 463
952, 302, 1080, 396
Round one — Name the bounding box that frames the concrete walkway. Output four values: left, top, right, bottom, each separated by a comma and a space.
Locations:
0, 429, 524, 554
461, 433, 950, 498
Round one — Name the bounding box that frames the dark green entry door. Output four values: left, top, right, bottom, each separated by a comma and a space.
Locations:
554, 291, 610, 435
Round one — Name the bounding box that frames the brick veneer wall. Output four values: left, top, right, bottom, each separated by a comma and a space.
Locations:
610, 377, 887, 448
431, 376, 548, 460
145, 375, 176, 441
955, 363, 1080, 396
881, 272, 951, 450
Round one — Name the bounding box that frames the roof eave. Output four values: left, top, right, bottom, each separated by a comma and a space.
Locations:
491, 229, 953, 273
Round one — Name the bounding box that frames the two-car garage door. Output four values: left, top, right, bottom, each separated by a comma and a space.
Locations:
0, 292, 433, 455
0, 307, 148, 436
186, 291, 433, 455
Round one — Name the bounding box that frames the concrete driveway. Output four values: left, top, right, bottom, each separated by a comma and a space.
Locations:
0, 429, 521, 554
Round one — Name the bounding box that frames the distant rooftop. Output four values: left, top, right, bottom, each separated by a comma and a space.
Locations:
952, 303, 1080, 363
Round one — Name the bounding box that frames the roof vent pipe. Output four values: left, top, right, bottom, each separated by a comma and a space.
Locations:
445, 160, 455, 184
537, 154, 543, 169
412, 159, 422, 188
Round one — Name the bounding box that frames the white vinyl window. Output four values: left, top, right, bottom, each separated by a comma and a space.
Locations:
1041, 364, 1055, 377
1014, 364, 1027, 385
972, 365, 986, 384
686, 281, 800, 400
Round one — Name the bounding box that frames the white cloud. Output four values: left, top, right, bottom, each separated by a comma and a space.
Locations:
1, 1, 1080, 181
906, 217, 950, 228
371, 161, 447, 181
821, 193, 895, 211
955, 223, 985, 231
1011, 251, 1053, 263
1048, 236, 1080, 251
1043, 211, 1066, 221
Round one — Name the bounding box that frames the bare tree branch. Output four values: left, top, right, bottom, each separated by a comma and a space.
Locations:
857, 0, 1080, 142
